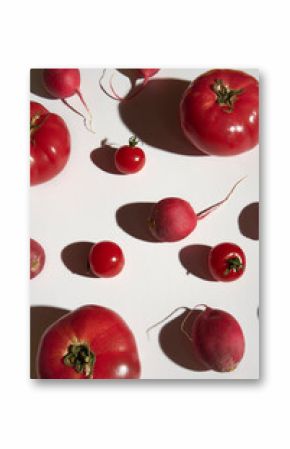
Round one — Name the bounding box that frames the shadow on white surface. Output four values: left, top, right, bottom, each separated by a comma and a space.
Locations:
119, 78, 207, 156
61, 241, 96, 277
30, 306, 70, 379
158, 309, 209, 372
30, 68, 55, 99
179, 244, 216, 281
238, 202, 259, 240
90, 139, 121, 175
116, 202, 158, 242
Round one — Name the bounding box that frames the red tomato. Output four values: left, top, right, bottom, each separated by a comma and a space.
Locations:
115, 136, 145, 174
180, 69, 259, 156
89, 241, 125, 278
30, 238, 45, 279
30, 101, 70, 185
36, 305, 141, 379
208, 242, 246, 282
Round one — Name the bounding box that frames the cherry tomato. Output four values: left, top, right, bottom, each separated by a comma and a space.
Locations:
36, 305, 141, 379
88, 241, 125, 278
115, 136, 145, 174
208, 242, 246, 282
30, 101, 70, 185
30, 238, 45, 279
180, 69, 259, 156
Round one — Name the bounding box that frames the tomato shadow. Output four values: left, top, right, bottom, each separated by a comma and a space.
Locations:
90, 139, 121, 175
158, 309, 209, 372
116, 202, 158, 243
61, 241, 96, 277
118, 78, 207, 156
179, 244, 216, 281
30, 69, 55, 99
238, 202, 259, 240
30, 306, 70, 378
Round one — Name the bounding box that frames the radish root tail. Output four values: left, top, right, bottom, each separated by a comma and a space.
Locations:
146, 307, 188, 338
197, 176, 247, 220
76, 90, 95, 133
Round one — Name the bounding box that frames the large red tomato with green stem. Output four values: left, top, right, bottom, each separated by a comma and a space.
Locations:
180, 69, 259, 156
36, 305, 141, 379
30, 101, 70, 185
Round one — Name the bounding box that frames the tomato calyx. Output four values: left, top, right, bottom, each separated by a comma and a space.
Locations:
224, 256, 244, 276
63, 342, 95, 378
128, 135, 139, 147
31, 256, 40, 273
211, 79, 243, 112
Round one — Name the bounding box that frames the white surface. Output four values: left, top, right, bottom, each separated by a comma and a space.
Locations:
30, 68, 259, 379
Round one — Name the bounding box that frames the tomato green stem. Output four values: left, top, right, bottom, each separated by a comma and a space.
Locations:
224, 257, 243, 276
212, 79, 243, 112
63, 342, 95, 378
129, 136, 139, 147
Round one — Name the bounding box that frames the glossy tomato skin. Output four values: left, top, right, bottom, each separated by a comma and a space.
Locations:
89, 241, 125, 278
180, 69, 259, 156
36, 305, 141, 379
115, 145, 145, 174
208, 242, 246, 282
30, 101, 70, 185
30, 238, 45, 279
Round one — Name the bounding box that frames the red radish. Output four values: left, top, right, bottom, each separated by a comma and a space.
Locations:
42, 69, 94, 132
188, 306, 245, 372
147, 305, 245, 373
99, 68, 159, 101
30, 238, 45, 279
149, 178, 245, 242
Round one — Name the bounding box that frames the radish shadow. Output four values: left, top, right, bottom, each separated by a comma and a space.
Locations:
158, 309, 209, 372
238, 202, 259, 240
179, 244, 216, 281
90, 139, 121, 175
30, 69, 55, 99
116, 202, 158, 243
30, 306, 70, 378
119, 78, 207, 156
61, 241, 96, 277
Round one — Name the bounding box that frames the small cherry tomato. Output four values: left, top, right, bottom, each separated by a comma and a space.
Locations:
208, 242, 246, 282
30, 238, 45, 279
88, 241, 125, 278
115, 136, 145, 174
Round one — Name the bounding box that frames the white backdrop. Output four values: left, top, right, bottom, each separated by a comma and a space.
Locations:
30, 68, 259, 379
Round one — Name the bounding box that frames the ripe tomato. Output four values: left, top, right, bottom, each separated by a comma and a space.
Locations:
115, 136, 145, 174
180, 69, 259, 156
30, 101, 70, 185
89, 241, 125, 278
208, 242, 246, 282
30, 238, 45, 279
36, 305, 141, 379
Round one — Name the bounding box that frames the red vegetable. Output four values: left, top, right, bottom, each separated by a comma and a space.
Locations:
115, 136, 145, 174
100, 68, 159, 101
42, 69, 93, 132
89, 241, 125, 278
30, 238, 45, 279
189, 306, 245, 372
180, 69, 259, 156
149, 178, 244, 242
208, 242, 246, 282
30, 101, 70, 185
37, 305, 141, 379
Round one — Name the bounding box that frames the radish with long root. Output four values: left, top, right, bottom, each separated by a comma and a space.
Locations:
148, 177, 246, 242
42, 69, 94, 133
147, 305, 245, 373
99, 68, 159, 101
